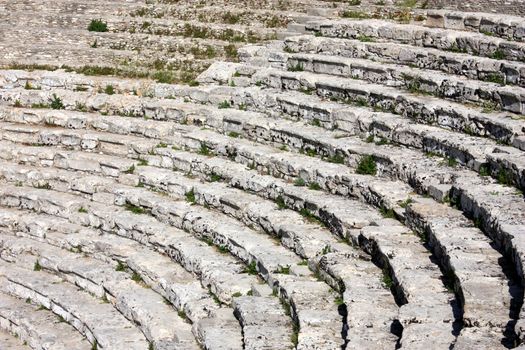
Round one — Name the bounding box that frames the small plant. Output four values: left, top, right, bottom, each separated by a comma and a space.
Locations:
232, 292, 242, 298
380, 207, 396, 219
115, 261, 127, 271
275, 196, 287, 210
14, 99, 23, 108
497, 168, 511, 185
357, 35, 375, 42
356, 155, 377, 175
294, 178, 306, 187
138, 159, 148, 166
349, 0, 361, 5
326, 154, 345, 164
24, 81, 37, 90
298, 260, 308, 266
178, 309, 187, 320
78, 207, 88, 213
335, 296, 344, 306
322, 245, 331, 255
156, 142, 168, 148
228, 131, 240, 138
125, 203, 145, 214
218, 100, 231, 109
311, 118, 321, 127
479, 164, 490, 177
217, 245, 230, 254
104, 85, 115, 95
398, 198, 413, 209
244, 261, 258, 275
34, 260, 42, 271
131, 271, 144, 283
198, 143, 211, 156
185, 189, 196, 204
382, 270, 393, 288
124, 165, 135, 174
210, 173, 222, 182
288, 62, 304, 72
49, 94, 65, 110
88, 19, 108, 32
341, 10, 370, 19
446, 157, 458, 167
275, 266, 290, 274
490, 49, 505, 60
308, 182, 321, 191
91, 340, 98, 350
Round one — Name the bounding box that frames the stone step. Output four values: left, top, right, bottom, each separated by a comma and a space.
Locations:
0, 234, 200, 350
0, 207, 244, 350
233, 296, 295, 350
0, 328, 29, 350
0, 291, 90, 350
230, 86, 525, 175
282, 34, 525, 88
2, 86, 524, 193
0, 183, 328, 349
305, 18, 525, 62
285, 52, 525, 114
0, 260, 150, 350
424, 10, 525, 42
258, 67, 525, 150
0, 150, 496, 348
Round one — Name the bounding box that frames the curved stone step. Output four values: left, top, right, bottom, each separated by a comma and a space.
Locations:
424, 10, 525, 42
0, 234, 200, 350
285, 52, 525, 114
0, 207, 243, 350
0, 328, 29, 350
0, 291, 91, 350
0, 153, 456, 347
0, 183, 301, 348
0, 260, 150, 350
282, 34, 525, 87
305, 19, 525, 62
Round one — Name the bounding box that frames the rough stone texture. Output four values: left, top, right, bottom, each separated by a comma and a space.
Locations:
0, 0, 523, 349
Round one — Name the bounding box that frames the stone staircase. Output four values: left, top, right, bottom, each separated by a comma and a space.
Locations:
0, 0, 524, 350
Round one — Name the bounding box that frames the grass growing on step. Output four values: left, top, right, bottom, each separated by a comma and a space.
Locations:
36, 183, 51, 190
185, 189, 196, 204
341, 10, 370, 19
288, 62, 304, 72
88, 19, 108, 32
356, 155, 377, 175
124, 165, 135, 174
104, 85, 115, 95
218, 100, 230, 109
398, 198, 413, 209
357, 35, 375, 42
232, 292, 242, 298
138, 159, 148, 166
326, 154, 345, 164
275, 266, 290, 274
335, 296, 344, 306
484, 73, 505, 86
479, 164, 490, 177
78, 207, 88, 213
244, 261, 258, 275
380, 207, 396, 219
349, 0, 361, 4
125, 203, 145, 214
131, 271, 144, 283
33, 260, 42, 271
115, 261, 127, 272
497, 168, 512, 185
490, 49, 506, 60
275, 196, 287, 210
308, 182, 321, 191
91, 340, 98, 350
381, 270, 393, 289
294, 178, 306, 187
401, 0, 418, 7
50, 94, 65, 110
228, 131, 240, 138
198, 143, 212, 156
224, 44, 238, 60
